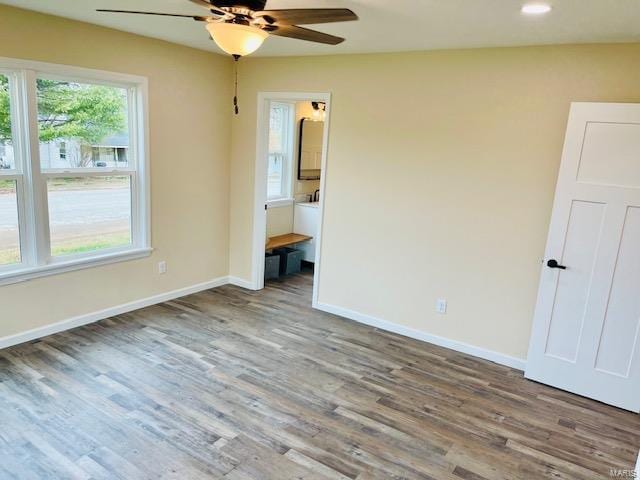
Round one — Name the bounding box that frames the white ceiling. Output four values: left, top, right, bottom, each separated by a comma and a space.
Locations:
3, 0, 640, 57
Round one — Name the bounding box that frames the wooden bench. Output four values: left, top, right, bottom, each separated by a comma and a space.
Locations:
265, 233, 313, 251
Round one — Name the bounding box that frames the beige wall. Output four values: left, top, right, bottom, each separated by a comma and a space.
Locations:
0, 6, 231, 339
229, 44, 640, 360
266, 206, 294, 238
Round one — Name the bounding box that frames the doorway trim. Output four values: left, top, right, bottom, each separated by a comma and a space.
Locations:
251, 91, 332, 307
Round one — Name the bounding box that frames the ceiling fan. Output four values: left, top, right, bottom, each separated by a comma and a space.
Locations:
97, 1, 358, 57
98, 1, 357, 113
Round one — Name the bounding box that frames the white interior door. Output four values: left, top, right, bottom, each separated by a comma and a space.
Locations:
526, 102, 640, 412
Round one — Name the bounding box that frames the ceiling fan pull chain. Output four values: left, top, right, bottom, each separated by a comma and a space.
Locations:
233, 54, 240, 115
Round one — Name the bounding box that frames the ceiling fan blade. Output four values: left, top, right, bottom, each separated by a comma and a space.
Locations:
96, 9, 209, 21
254, 8, 357, 25
268, 25, 344, 45
187, 0, 231, 17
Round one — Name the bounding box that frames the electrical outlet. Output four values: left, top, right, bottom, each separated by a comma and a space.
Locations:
158, 261, 167, 274
436, 299, 447, 314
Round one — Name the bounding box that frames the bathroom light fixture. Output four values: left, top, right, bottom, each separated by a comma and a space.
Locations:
521, 3, 552, 15
311, 102, 326, 122
205, 22, 269, 57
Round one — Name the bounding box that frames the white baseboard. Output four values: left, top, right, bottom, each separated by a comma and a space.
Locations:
1, 277, 527, 372
0, 276, 230, 350
314, 301, 527, 371
635, 451, 639, 478
228, 276, 258, 290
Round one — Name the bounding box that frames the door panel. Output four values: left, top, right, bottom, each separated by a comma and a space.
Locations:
578, 122, 640, 187
526, 102, 640, 412
545, 200, 605, 361
594, 207, 640, 377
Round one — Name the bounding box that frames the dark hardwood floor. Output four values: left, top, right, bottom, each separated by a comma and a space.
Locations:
1, 270, 638, 479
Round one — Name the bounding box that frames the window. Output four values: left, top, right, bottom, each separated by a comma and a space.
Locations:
0, 180, 20, 266
0, 72, 21, 267
0, 59, 150, 285
267, 101, 294, 202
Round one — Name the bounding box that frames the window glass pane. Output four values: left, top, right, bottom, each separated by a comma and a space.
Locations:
48, 176, 131, 257
0, 74, 16, 170
0, 180, 20, 266
37, 79, 130, 169
267, 103, 291, 199
267, 154, 284, 198
269, 104, 286, 154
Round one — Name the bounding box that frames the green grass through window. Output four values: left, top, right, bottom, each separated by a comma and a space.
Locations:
0, 231, 130, 267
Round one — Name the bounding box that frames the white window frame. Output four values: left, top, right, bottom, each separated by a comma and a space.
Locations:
0, 57, 151, 286
266, 101, 295, 206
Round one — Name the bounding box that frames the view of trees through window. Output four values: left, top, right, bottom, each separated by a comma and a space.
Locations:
37, 79, 132, 257
37, 78, 129, 169
0, 74, 133, 264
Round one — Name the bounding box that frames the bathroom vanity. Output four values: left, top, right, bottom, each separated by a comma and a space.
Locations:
293, 202, 319, 262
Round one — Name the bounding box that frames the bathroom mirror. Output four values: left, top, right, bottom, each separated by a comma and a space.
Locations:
298, 118, 323, 180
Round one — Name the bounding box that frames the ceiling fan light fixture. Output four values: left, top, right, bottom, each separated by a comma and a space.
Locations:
206, 22, 269, 57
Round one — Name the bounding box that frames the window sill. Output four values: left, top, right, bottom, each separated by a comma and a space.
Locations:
0, 247, 153, 287
266, 198, 294, 208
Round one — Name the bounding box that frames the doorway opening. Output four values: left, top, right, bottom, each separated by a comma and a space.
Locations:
250, 92, 331, 306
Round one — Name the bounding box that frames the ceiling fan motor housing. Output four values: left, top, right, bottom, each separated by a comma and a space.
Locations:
212, 0, 267, 11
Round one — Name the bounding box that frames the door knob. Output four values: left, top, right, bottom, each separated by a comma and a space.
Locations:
547, 259, 567, 270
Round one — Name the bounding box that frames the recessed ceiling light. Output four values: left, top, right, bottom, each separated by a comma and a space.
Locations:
521, 3, 552, 15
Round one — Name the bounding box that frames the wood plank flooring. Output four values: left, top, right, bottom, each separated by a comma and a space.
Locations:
1, 269, 638, 479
